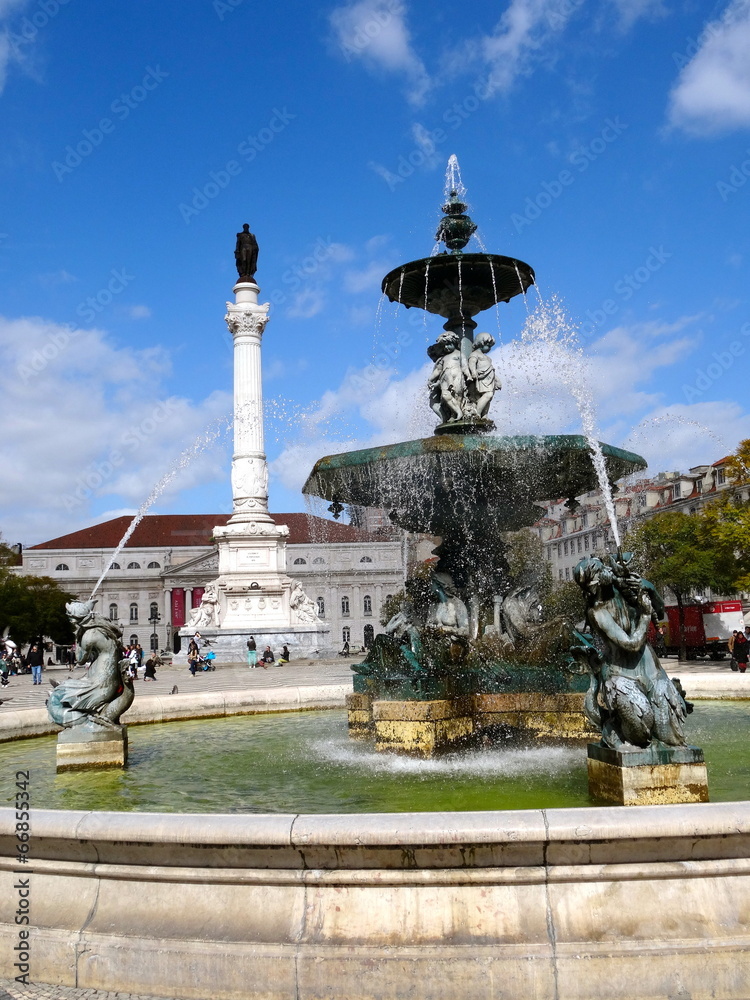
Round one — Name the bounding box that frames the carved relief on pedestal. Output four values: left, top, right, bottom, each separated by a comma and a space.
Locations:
231, 457, 269, 508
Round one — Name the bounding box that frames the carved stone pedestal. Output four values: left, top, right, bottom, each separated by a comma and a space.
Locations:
56, 726, 128, 771
473, 692, 596, 739
373, 699, 473, 756
587, 743, 708, 806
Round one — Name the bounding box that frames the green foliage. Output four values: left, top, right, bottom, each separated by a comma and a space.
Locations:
725, 438, 750, 486
541, 581, 586, 626
0, 568, 75, 645
625, 510, 732, 600
505, 529, 552, 595
699, 494, 750, 593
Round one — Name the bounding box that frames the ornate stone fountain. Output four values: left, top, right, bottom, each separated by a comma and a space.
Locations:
303, 172, 648, 757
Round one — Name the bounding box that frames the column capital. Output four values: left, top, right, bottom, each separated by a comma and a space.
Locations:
224, 306, 269, 340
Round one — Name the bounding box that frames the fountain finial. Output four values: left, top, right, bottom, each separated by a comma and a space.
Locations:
435, 190, 477, 252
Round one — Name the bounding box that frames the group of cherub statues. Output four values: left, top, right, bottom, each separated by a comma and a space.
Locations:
427, 330, 500, 425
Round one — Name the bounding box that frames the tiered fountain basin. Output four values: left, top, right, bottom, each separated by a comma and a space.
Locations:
303, 434, 646, 535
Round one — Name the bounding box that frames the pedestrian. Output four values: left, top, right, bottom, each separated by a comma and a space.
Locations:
734, 631, 749, 674
143, 656, 157, 681
246, 635, 257, 668
128, 645, 140, 680
261, 645, 274, 668
136, 643, 144, 668
0, 652, 9, 687
27, 644, 44, 685
279, 644, 290, 664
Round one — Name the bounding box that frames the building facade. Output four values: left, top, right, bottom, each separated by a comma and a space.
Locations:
20, 513, 404, 655
535, 455, 750, 591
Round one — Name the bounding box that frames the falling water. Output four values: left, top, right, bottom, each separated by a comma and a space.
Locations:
514, 262, 531, 316
90, 417, 230, 598
521, 297, 622, 548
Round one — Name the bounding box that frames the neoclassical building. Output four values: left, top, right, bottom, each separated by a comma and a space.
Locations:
21, 513, 404, 655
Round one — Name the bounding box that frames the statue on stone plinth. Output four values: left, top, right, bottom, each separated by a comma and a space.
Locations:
235, 223, 259, 280
186, 583, 220, 629
290, 581, 320, 623
47, 601, 134, 730
569, 552, 690, 750
464, 333, 500, 419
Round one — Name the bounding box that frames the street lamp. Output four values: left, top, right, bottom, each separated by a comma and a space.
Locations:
149, 610, 161, 652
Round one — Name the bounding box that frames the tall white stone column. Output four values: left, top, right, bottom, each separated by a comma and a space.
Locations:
224, 281, 274, 526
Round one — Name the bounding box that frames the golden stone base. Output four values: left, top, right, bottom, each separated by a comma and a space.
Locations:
373, 699, 473, 756
348, 691, 596, 756
56, 726, 128, 771
587, 744, 709, 805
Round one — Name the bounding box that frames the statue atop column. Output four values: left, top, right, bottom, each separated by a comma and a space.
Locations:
235, 223, 259, 281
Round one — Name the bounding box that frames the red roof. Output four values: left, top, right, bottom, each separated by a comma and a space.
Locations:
28, 513, 371, 550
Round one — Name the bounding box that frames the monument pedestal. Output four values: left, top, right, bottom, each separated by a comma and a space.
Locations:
56, 726, 128, 771
587, 742, 708, 806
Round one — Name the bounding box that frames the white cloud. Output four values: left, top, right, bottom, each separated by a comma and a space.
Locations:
275, 304, 747, 504
668, 0, 750, 135
285, 286, 326, 319
0, 315, 231, 545
126, 304, 152, 320
608, 0, 667, 32
329, 0, 431, 105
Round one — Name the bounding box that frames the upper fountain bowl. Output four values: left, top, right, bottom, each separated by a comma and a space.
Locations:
381, 252, 535, 320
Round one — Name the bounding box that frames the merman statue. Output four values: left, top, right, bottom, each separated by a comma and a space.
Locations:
569, 552, 690, 751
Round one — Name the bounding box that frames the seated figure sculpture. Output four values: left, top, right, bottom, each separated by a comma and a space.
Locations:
569, 552, 689, 750
47, 601, 134, 730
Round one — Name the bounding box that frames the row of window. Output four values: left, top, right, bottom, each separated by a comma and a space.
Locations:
550, 532, 609, 560
109, 602, 160, 624
293, 556, 374, 565
55, 561, 161, 572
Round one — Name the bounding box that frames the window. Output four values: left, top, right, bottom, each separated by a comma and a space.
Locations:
55, 563, 69, 571
560, 520, 567, 535
558, 569, 563, 581
129, 633, 138, 646
581, 512, 588, 527
696, 479, 703, 494
316, 596, 325, 616
363, 624, 375, 647
149, 602, 159, 621
363, 595, 372, 615
673, 483, 681, 500
147, 561, 160, 569
360, 556, 373, 563
717, 468, 726, 486
563, 541, 569, 556
109, 603, 118, 621
584, 534, 590, 551
129, 603, 138, 623
639, 494, 647, 508
546, 546, 551, 560
341, 596, 350, 616
557, 543, 562, 558
127, 562, 141, 570
577, 537, 582, 553
293, 557, 307, 565
313, 557, 325, 564
342, 626, 351, 644
111, 562, 121, 570
565, 567, 570, 581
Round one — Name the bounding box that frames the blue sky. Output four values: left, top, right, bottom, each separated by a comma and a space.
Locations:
1, 0, 750, 545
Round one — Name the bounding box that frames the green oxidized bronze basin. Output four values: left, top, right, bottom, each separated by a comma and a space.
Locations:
303, 434, 646, 535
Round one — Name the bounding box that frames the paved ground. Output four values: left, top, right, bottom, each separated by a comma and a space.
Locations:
0, 982, 182, 999
0, 657, 356, 714
0, 653, 746, 716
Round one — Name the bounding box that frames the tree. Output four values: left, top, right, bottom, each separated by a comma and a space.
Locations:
625, 511, 733, 659
699, 493, 750, 593
724, 437, 750, 486
0, 568, 75, 646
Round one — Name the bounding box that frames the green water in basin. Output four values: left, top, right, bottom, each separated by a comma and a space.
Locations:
0, 702, 746, 814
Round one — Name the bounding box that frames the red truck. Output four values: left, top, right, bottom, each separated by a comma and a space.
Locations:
656, 601, 746, 660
